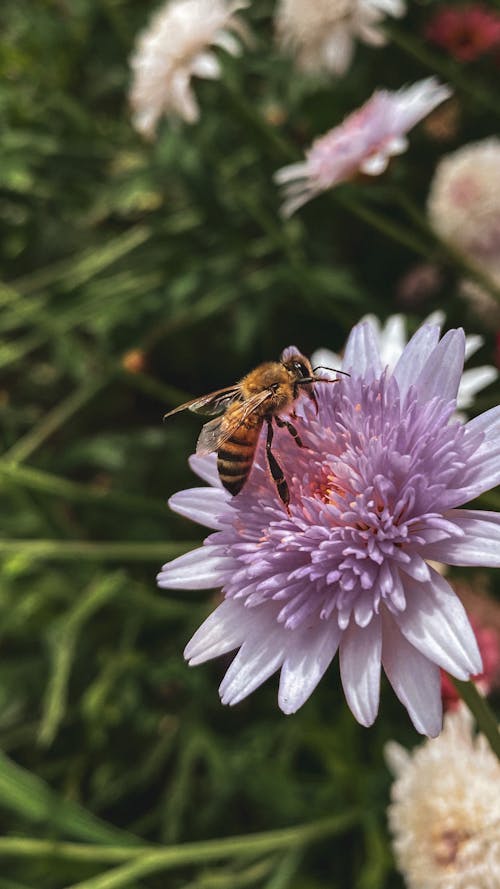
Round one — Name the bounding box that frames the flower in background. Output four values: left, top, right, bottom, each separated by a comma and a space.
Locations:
427, 139, 500, 330
275, 78, 451, 217
129, 0, 247, 138
386, 706, 500, 888
275, 0, 405, 76
158, 321, 500, 736
441, 614, 500, 709
427, 138, 500, 264
312, 312, 498, 416
425, 4, 500, 62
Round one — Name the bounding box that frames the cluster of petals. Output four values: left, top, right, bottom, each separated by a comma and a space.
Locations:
275, 0, 405, 76
129, 0, 247, 138
425, 4, 500, 62
428, 137, 500, 269
158, 320, 500, 736
312, 311, 498, 417
386, 705, 500, 888
275, 78, 451, 217
428, 138, 500, 325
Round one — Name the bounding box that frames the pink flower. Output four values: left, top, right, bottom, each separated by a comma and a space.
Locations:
426, 4, 500, 63
275, 78, 451, 217
157, 322, 500, 736
441, 616, 500, 709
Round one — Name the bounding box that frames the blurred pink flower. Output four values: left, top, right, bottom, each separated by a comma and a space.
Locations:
157, 322, 500, 736
426, 4, 500, 62
427, 138, 500, 263
275, 78, 451, 216
441, 616, 500, 709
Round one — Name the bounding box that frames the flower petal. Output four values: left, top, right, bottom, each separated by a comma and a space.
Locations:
310, 347, 342, 380
343, 321, 383, 378
184, 598, 245, 664
458, 406, 500, 499
423, 509, 500, 567
157, 546, 234, 589
188, 453, 221, 486
381, 608, 442, 737
458, 366, 498, 410
278, 620, 342, 714
394, 570, 482, 678
392, 323, 441, 401
464, 333, 484, 361
372, 313, 406, 370
219, 620, 288, 706
339, 616, 382, 727
169, 487, 230, 529
413, 328, 465, 403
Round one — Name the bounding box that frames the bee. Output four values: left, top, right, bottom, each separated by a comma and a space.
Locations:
164, 347, 344, 507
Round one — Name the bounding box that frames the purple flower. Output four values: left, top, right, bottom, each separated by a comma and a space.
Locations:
158, 322, 500, 736
275, 78, 451, 217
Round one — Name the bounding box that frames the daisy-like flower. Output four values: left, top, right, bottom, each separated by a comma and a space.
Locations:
425, 4, 500, 63
275, 78, 451, 217
275, 0, 405, 76
386, 705, 500, 888
427, 138, 500, 264
312, 312, 498, 416
129, 0, 247, 138
158, 321, 500, 736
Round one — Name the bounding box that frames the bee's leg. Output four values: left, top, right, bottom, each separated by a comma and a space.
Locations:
275, 415, 303, 448
266, 419, 290, 508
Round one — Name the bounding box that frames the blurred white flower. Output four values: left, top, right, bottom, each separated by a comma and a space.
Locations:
275, 0, 405, 76
312, 311, 497, 416
129, 0, 247, 138
428, 138, 500, 263
275, 78, 451, 217
386, 705, 500, 889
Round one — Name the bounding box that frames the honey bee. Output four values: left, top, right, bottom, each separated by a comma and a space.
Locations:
164, 347, 344, 507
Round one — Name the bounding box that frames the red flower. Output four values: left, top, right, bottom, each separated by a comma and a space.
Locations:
426, 4, 500, 62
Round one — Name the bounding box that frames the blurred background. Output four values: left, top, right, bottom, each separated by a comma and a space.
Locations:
1, 0, 499, 887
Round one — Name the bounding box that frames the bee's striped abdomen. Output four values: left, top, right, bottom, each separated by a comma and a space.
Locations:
217, 424, 261, 495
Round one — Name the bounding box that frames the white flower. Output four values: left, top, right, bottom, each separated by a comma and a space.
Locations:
312, 312, 497, 417
129, 0, 247, 138
386, 705, 500, 889
275, 0, 405, 76
427, 138, 500, 263
275, 79, 451, 217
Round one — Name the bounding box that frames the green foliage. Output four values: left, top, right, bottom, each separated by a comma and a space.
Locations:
0, 0, 499, 887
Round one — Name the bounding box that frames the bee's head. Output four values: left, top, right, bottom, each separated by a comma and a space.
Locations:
280, 347, 313, 382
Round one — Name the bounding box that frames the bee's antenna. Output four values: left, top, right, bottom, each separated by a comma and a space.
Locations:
312, 365, 350, 378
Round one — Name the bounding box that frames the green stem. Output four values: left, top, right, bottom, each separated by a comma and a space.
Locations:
0, 462, 169, 518
0, 812, 358, 870
65, 811, 359, 889
451, 679, 500, 760
9, 227, 150, 297
117, 368, 191, 408
3, 378, 112, 464
0, 540, 192, 562
333, 191, 430, 257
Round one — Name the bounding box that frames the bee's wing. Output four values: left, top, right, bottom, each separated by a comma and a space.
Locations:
196, 390, 273, 456
163, 386, 242, 420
